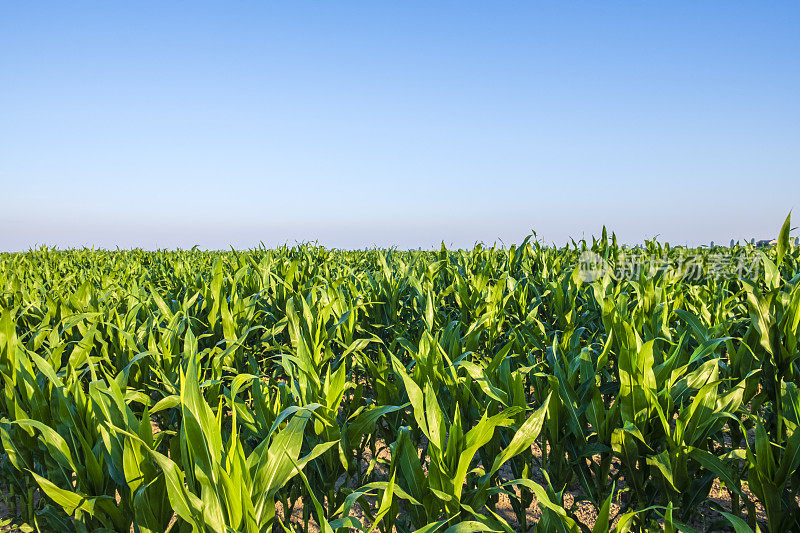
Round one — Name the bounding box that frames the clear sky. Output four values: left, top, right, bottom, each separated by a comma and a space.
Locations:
1, 2, 798, 250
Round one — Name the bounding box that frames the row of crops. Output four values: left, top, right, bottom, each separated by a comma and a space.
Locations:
0, 217, 798, 532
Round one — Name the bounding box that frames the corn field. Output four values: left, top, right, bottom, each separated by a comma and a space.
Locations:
0, 216, 798, 532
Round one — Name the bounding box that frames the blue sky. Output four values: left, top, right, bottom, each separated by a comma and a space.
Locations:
1, 2, 798, 250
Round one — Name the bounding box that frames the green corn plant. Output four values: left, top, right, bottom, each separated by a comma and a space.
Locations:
744, 382, 800, 530
389, 353, 549, 528
117, 354, 338, 532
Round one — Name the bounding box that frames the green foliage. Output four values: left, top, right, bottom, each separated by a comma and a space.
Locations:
0, 220, 797, 531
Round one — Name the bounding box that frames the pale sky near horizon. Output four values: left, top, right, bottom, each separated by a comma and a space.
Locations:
1, 2, 798, 250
